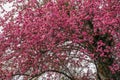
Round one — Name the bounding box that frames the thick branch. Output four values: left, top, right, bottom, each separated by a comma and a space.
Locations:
30, 70, 73, 80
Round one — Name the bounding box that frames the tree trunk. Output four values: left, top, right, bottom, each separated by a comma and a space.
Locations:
96, 58, 120, 80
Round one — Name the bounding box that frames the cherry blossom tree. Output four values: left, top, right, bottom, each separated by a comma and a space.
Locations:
0, 0, 120, 80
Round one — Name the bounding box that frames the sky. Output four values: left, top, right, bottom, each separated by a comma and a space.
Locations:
0, 2, 13, 33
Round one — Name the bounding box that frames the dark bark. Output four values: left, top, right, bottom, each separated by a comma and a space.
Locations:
87, 20, 120, 80
29, 70, 73, 80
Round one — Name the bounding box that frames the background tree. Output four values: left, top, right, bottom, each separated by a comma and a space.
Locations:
0, 0, 120, 80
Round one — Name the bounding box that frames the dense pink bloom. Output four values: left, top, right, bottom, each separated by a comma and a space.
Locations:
0, 0, 120, 80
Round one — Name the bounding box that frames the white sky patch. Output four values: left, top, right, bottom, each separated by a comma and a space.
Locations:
0, 2, 14, 33
99, 5, 103, 9
0, 2, 14, 18
2, 2, 13, 11
0, 26, 3, 33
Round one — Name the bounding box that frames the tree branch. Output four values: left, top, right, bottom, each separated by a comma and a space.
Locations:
30, 69, 73, 80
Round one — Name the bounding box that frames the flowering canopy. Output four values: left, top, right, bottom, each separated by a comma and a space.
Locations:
0, 0, 120, 80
